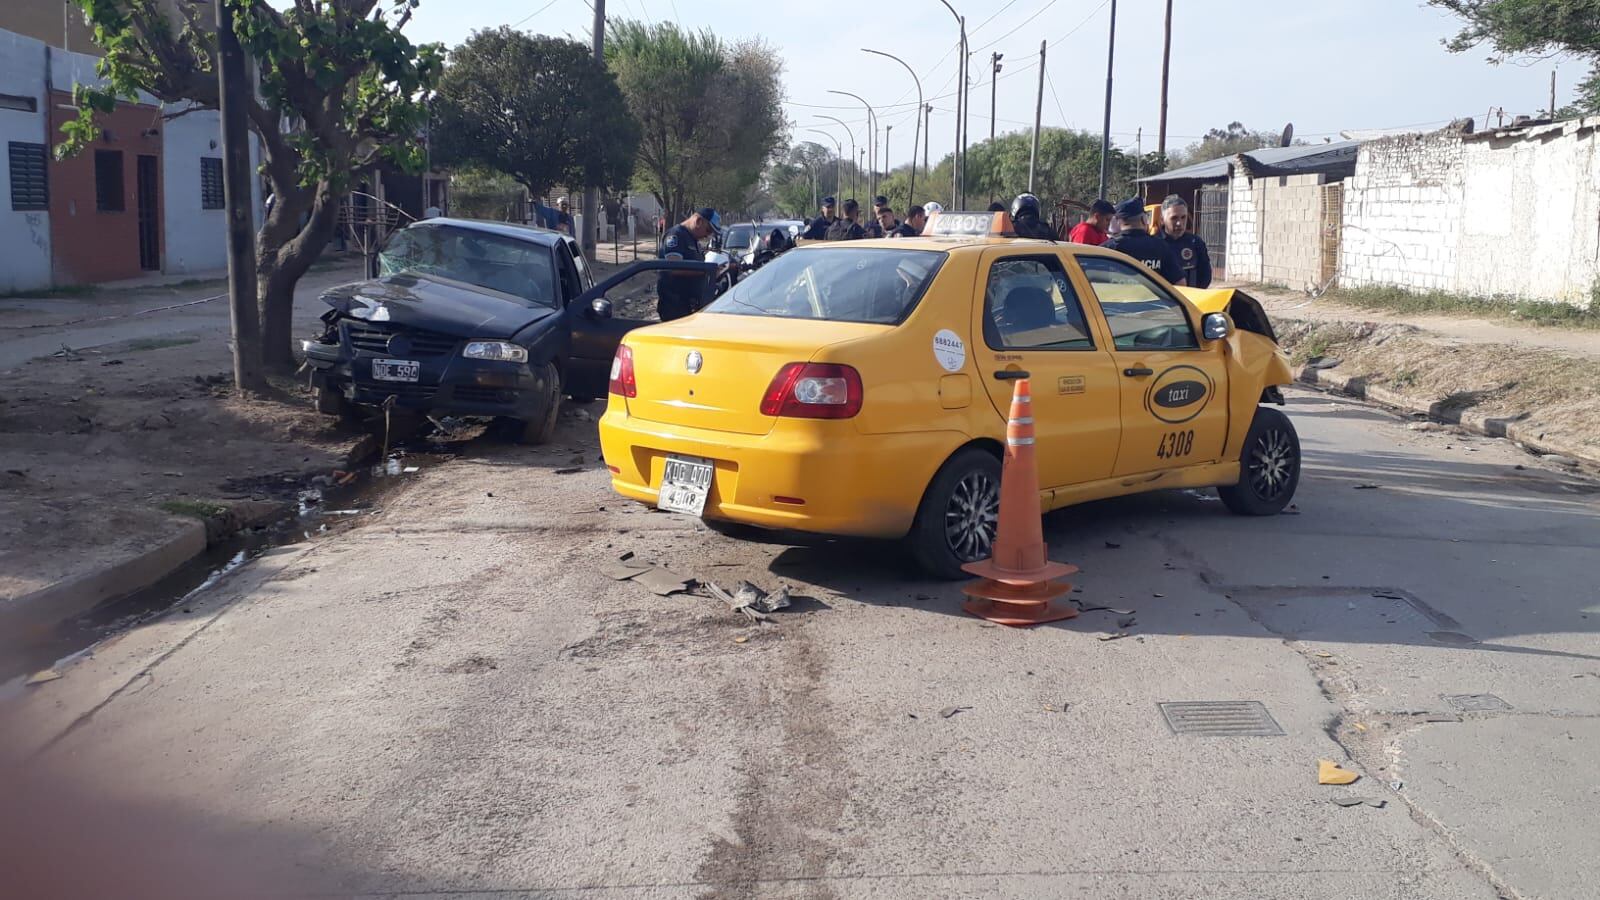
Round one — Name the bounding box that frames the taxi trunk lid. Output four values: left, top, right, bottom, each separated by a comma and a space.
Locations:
623, 313, 885, 435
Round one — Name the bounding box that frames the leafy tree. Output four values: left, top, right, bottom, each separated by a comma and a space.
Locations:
1165, 121, 1284, 170
432, 28, 637, 202
448, 166, 527, 220
1429, 0, 1600, 115
606, 21, 785, 218
62, 0, 442, 372
765, 142, 841, 217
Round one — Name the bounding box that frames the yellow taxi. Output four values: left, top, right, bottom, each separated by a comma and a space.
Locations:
598, 212, 1298, 578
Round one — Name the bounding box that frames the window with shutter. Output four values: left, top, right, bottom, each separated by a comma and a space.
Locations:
200, 157, 224, 209
8, 142, 48, 211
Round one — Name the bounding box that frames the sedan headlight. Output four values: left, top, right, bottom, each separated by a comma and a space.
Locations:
462, 341, 529, 363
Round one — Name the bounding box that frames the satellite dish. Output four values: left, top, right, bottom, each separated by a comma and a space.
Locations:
1279, 123, 1294, 147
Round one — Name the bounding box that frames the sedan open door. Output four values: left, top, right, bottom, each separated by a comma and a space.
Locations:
566, 259, 717, 400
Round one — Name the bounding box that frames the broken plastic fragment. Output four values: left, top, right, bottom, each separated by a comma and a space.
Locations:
24, 669, 62, 686
1318, 759, 1360, 785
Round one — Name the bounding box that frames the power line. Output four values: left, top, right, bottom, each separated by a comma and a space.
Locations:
510, 0, 562, 29
1045, 67, 1069, 129
972, 0, 1062, 53
969, 0, 1023, 35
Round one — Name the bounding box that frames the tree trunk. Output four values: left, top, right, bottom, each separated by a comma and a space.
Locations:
256, 180, 338, 373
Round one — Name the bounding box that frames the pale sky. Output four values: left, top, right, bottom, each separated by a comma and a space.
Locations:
399, 0, 1570, 167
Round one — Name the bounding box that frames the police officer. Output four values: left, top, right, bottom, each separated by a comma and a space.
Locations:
892, 205, 925, 237
1104, 197, 1186, 285
1160, 195, 1213, 289
1010, 193, 1057, 240
825, 199, 867, 240
800, 196, 838, 240
657, 207, 717, 321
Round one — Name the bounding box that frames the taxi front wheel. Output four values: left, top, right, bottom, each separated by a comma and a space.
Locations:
907, 447, 1002, 580
1219, 407, 1301, 516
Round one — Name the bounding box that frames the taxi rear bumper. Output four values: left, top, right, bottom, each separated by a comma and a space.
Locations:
598, 406, 966, 539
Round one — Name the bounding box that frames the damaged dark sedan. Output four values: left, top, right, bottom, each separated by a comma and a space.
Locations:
305, 218, 710, 443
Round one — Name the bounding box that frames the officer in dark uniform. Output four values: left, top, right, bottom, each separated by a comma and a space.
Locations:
1009, 193, 1057, 240
656, 207, 716, 321
800, 196, 837, 240
1160, 195, 1213, 288
892, 205, 925, 237
824, 199, 866, 240
1104, 197, 1186, 285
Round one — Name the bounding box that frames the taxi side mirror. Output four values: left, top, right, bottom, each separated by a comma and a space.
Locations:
1202, 312, 1230, 341
590, 298, 614, 320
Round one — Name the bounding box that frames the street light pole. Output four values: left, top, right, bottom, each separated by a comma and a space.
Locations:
1030, 41, 1046, 193
937, 1, 963, 208
924, 103, 932, 204
1098, 0, 1118, 200
805, 128, 843, 212
829, 90, 877, 202
863, 48, 922, 211
990, 52, 1003, 142
583, 0, 605, 254
815, 115, 856, 204
884, 124, 893, 207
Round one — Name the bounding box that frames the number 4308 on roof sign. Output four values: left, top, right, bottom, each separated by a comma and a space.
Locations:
925, 211, 1016, 237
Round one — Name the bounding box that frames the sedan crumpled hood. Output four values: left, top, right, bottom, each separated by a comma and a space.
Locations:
321, 273, 559, 339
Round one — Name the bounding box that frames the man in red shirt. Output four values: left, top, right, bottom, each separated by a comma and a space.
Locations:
1068, 199, 1115, 246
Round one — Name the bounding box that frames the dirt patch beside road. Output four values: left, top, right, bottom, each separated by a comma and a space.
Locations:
0, 333, 364, 607
1277, 317, 1600, 464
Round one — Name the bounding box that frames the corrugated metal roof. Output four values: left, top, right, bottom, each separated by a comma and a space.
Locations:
1138, 140, 1360, 182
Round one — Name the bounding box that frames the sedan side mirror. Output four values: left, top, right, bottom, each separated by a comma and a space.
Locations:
1202, 312, 1230, 341
590, 297, 614, 320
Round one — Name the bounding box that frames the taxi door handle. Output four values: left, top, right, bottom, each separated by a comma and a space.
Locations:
1123, 366, 1154, 377
993, 369, 1031, 381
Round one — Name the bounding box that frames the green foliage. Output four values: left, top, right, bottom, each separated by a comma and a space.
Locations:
432, 28, 637, 199
1429, 0, 1600, 115
1165, 121, 1285, 170
1329, 284, 1600, 329
606, 20, 786, 217
765, 142, 841, 218
447, 166, 528, 220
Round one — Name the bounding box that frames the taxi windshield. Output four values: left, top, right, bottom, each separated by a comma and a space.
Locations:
706, 247, 945, 324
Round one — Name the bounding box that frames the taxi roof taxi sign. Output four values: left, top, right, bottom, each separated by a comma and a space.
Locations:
923, 210, 1015, 238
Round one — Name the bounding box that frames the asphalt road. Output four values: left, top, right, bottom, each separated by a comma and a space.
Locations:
2, 388, 1596, 900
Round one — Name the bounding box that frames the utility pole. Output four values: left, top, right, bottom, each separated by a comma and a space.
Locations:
1029, 41, 1045, 193
1135, 127, 1142, 187
884, 125, 893, 206
1098, 0, 1117, 200
582, 0, 605, 255
960, 32, 969, 207
1157, 0, 1172, 158
990, 52, 1003, 142
215, 0, 266, 393
1550, 69, 1558, 118
924, 103, 933, 204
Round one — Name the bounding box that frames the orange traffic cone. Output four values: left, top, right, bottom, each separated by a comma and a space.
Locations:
961, 376, 1080, 627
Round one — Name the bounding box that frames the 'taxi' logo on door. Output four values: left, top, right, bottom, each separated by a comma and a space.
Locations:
1144, 365, 1213, 424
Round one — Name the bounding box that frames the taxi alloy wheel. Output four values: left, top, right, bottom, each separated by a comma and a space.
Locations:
1219, 407, 1300, 516
908, 447, 1003, 580
946, 469, 1000, 563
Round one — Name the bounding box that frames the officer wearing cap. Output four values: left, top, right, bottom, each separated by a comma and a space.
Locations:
1010, 193, 1057, 240
656, 207, 717, 321
1104, 197, 1186, 285
824, 199, 867, 240
801, 197, 838, 240
1160, 194, 1213, 289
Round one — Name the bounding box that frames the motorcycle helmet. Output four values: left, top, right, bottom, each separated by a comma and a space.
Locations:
923, 201, 944, 215
1011, 193, 1042, 220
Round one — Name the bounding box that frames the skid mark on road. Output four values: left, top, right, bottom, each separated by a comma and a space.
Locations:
694, 621, 851, 900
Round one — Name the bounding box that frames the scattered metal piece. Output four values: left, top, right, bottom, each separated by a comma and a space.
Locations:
1159, 701, 1285, 737
1444, 693, 1512, 712
600, 559, 652, 581
1330, 797, 1386, 808
940, 706, 970, 719
1098, 632, 1132, 642
634, 567, 694, 596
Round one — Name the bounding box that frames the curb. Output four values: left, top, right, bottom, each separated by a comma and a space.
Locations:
1296, 364, 1598, 470
0, 521, 207, 659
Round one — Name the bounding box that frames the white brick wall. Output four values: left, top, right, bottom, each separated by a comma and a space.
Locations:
1337, 120, 1600, 307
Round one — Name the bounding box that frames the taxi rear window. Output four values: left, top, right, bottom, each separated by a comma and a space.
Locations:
705, 247, 946, 324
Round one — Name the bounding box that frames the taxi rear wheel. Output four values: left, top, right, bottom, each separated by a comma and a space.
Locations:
1219, 407, 1300, 515
907, 447, 1002, 580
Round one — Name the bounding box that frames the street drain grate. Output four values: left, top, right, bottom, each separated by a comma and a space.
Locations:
1443, 693, 1512, 712
1158, 701, 1285, 737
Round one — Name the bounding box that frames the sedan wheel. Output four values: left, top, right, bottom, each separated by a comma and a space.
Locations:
1219, 407, 1301, 516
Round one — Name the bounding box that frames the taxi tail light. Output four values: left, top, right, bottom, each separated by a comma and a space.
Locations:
760, 363, 862, 419
609, 344, 637, 398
